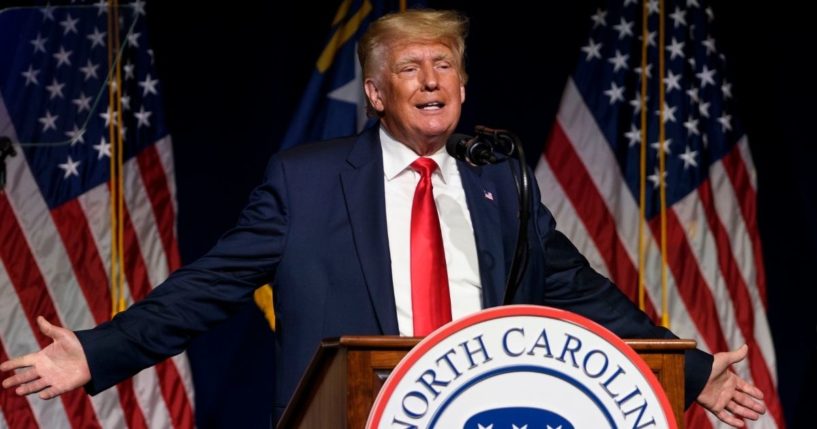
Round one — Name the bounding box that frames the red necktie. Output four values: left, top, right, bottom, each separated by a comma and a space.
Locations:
410, 157, 451, 336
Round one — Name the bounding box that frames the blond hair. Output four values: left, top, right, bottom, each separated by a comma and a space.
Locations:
358, 9, 469, 85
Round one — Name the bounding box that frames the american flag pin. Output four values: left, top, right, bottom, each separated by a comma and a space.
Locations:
483, 191, 494, 201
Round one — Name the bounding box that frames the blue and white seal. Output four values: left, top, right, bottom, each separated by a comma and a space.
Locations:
367, 305, 676, 429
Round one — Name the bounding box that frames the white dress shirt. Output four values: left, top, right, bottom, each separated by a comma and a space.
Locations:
380, 127, 483, 336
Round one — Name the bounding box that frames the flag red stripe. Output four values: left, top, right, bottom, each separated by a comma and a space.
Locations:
0, 195, 102, 429
545, 122, 659, 320
651, 209, 729, 352
684, 404, 714, 429
50, 200, 150, 429
49, 200, 111, 325
114, 379, 148, 429
0, 341, 39, 429
154, 361, 195, 429
697, 180, 786, 427
720, 145, 768, 307
121, 210, 194, 429
136, 145, 181, 272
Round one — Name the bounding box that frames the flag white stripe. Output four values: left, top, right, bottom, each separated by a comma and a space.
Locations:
77, 184, 113, 286
124, 156, 170, 287
131, 366, 173, 429
77, 184, 136, 307
0, 260, 70, 429
736, 137, 757, 191
155, 136, 178, 220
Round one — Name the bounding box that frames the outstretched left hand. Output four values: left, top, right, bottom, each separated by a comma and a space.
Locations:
696, 344, 767, 427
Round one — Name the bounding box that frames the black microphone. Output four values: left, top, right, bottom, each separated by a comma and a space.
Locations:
446, 133, 497, 166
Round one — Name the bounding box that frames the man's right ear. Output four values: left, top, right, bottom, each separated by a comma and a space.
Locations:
364, 79, 385, 113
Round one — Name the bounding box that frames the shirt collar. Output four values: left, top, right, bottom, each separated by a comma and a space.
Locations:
380, 126, 455, 183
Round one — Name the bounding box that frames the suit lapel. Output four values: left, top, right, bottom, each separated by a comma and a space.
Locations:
340, 128, 399, 334
458, 161, 507, 308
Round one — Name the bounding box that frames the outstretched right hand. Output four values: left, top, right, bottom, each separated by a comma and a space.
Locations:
0, 316, 90, 400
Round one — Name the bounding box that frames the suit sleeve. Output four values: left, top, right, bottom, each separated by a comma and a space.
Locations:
530, 180, 712, 408
76, 155, 291, 395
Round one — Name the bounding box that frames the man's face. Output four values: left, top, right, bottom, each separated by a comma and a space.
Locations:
364, 40, 465, 154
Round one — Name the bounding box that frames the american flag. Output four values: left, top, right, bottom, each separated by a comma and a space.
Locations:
535, 0, 783, 427
0, 2, 194, 428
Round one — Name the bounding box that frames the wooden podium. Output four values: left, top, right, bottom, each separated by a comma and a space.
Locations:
278, 336, 695, 428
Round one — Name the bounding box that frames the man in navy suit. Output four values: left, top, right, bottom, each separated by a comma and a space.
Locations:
2, 9, 766, 427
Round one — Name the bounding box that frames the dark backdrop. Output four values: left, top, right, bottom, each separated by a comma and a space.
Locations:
138, 1, 815, 427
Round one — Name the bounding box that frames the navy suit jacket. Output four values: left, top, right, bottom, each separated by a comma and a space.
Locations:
77, 125, 712, 421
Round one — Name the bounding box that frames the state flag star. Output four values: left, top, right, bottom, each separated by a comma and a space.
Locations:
477, 424, 493, 429
59, 14, 79, 35
21, 65, 40, 86
121, 94, 132, 110
696, 65, 716, 88
512, 424, 528, 429
139, 73, 159, 96
39, 111, 59, 132
647, 0, 660, 14
45, 78, 65, 99
134, 106, 153, 128
58, 156, 81, 178
327, 51, 368, 132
